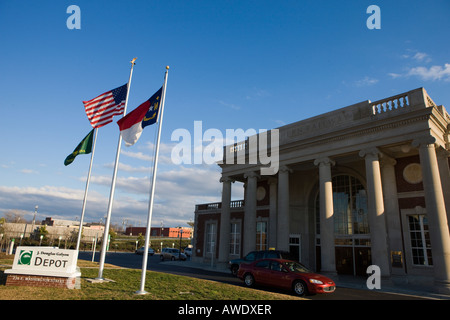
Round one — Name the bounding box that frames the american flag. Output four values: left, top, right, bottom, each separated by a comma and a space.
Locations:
83, 84, 128, 128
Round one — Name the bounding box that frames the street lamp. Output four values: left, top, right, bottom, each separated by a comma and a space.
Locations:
39, 234, 43, 246
179, 227, 183, 260
32, 205, 38, 238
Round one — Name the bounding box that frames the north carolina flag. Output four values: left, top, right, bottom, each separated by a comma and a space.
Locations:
117, 87, 162, 146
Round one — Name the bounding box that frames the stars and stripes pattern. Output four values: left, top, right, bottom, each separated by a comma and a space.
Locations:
83, 84, 128, 128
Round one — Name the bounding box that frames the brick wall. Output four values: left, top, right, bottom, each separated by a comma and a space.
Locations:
6, 274, 78, 289
395, 155, 425, 210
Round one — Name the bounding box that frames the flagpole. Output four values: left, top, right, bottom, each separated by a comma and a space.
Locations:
96, 58, 137, 281
135, 66, 169, 295
75, 127, 98, 254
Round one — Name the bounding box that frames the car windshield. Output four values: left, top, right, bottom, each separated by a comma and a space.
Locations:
282, 261, 311, 273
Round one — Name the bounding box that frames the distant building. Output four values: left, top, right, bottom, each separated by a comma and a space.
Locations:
125, 226, 192, 238
42, 217, 84, 227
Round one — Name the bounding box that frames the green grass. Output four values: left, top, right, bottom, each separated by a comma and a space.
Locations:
0, 254, 303, 300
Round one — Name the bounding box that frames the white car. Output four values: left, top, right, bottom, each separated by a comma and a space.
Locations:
184, 247, 193, 257
135, 246, 155, 255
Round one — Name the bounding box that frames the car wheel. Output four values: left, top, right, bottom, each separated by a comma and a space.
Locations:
160, 255, 164, 261
292, 280, 308, 296
171, 256, 175, 261
243, 273, 255, 288
231, 265, 239, 277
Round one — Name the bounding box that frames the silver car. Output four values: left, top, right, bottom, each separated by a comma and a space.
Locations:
160, 248, 186, 261
135, 246, 155, 255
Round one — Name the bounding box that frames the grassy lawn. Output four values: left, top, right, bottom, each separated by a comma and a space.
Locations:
0, 253, 303, 300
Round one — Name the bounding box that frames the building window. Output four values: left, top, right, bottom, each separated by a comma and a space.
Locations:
408, 215, 433, 266
256, 221, 268, 251
205, 223, 216, 255
230, 221, 241, 255
333, 175, 369, 235
315, 175, 369, 236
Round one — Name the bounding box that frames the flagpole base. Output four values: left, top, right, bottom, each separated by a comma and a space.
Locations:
87, 277, 115, 284
134, 290, 149, 295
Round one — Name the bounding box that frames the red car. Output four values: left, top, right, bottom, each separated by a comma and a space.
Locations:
237, 258, 336, 296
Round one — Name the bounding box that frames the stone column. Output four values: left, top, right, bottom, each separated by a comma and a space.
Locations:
314, 157, 336, 275
359, 147, 390, 278
412, 137, 450, 294
268, 177, 278, 249
277, 166, 291, 251
436, 148, 450, 230
380, 155, 405, 276
218, 176, 233, 263
243, 171, 259, 255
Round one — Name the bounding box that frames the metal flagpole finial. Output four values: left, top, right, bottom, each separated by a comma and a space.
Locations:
131, 57, 137, 65
166, 65, 169, 70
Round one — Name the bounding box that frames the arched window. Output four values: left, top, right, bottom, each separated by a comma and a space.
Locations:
315, 175, 369, 235
333, 175, 369, 235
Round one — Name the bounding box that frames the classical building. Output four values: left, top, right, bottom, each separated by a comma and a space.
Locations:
192, 87, 450, 294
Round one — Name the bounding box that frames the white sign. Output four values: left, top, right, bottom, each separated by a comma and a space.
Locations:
5, 246, 80, 278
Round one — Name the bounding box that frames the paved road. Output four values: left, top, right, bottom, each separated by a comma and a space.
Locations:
77, 251, 434, 300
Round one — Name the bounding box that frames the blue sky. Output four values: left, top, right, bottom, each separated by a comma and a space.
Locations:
1, 0, 449, 228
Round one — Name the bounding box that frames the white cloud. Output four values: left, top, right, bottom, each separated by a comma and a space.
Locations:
342, 76, 378, 88
218, 100, 240, 110
20, 169, 39, 174
412, 52, 431, 63
103, 162, 151, 173
388, 73, 402, 79
0, 185, 108, 222
401, 50, 432, 63
354, 76, 378, 87
121, 141, 176, 165
121, 150, 153, 162
406, 63, 450, 81
0, 162, 224, 227
390, 50, 450, 81
245, 88, 271, 100
390, 63, 450, 81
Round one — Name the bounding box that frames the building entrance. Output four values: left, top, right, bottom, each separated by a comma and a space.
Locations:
335, 245, 371, 276
289, 234, 301, 262
316, 174, 372, 276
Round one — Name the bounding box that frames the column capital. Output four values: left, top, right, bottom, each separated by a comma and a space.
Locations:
314, 156, 335, 167
220, 176, 235, 184
244, 171, 260, 180
267, 177, 278, 185
359, 147, 381, 159
380, 154, 397, 168
411, 136, 437, 149
278, 165, 293, 174
436, 146, 450, 160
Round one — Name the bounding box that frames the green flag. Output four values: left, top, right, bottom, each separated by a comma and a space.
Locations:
64, 129, 94, 166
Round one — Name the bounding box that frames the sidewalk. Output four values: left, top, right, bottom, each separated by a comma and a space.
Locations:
161, 259, 450, 300
332, 274, 450, 300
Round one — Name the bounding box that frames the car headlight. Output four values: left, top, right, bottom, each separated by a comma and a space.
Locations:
309, 279, 323, 284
